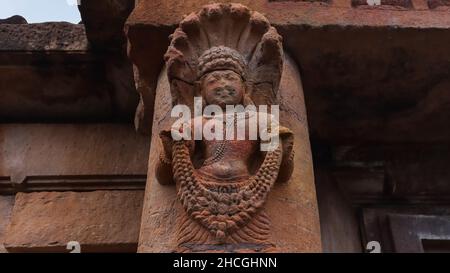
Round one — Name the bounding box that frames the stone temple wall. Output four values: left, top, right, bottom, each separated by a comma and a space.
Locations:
0, 1, 146, 252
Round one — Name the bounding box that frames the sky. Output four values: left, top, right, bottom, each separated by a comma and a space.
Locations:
0, 0, 81, 23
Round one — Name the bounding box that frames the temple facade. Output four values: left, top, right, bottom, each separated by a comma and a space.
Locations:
1, 0, 450, 253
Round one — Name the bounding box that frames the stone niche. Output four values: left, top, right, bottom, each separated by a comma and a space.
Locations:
134, 3, 322, 253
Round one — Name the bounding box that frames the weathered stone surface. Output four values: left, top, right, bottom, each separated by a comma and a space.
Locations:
428, 0, 450, 10
77, 1, 140, 130
331, 144, 450, 203
78, 0, 135, 51
0, 196, 14, 253
289, 28, 450, 143
0, 15, 27, 24
126, 24, 168, 135
0, 124, 149, 193
0, 23, 139, 122
0, 23, 87, 51
128, 0, 450, 28
314, 169, 362, 253
126, 0, 450, 142
0, 55, 113, 121
4, 190, 144, 253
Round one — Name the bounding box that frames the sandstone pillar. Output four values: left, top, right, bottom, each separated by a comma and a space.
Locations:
128, 3, 322, 253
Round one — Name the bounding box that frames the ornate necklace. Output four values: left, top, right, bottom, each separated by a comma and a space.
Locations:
172, 134, 282, 241
203, 111, 250, 166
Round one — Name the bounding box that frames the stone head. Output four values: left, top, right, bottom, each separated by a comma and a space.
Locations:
197, 46, 248, 108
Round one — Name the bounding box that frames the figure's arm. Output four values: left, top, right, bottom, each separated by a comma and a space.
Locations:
277, 126, 294, 183
155, 122, 196, 185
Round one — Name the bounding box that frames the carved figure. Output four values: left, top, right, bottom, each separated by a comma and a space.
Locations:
156, 3, 294, 252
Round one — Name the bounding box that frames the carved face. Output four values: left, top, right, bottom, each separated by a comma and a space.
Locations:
201, 70, 245, 108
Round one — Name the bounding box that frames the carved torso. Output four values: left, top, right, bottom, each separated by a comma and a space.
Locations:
199, 140, 257, 180
195, 114, 260, 182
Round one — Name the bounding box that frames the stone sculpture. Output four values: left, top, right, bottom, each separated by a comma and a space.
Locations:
155, 3, 294, 252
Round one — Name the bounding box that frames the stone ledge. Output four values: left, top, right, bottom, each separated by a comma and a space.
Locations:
0, 124, 150, 193
0, 175, 146, 195
0, 15, 27, 24
127, 0, 450, 29
0, 23, 88, 51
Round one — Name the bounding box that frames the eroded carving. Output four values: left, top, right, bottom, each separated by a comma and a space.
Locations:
155, 3, 294, 253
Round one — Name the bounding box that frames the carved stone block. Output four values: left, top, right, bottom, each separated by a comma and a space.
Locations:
4, 191, 144, 253
136, 4, 321, 253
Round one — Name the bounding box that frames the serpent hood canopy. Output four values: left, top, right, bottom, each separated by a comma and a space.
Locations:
164, 3, 284, 109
